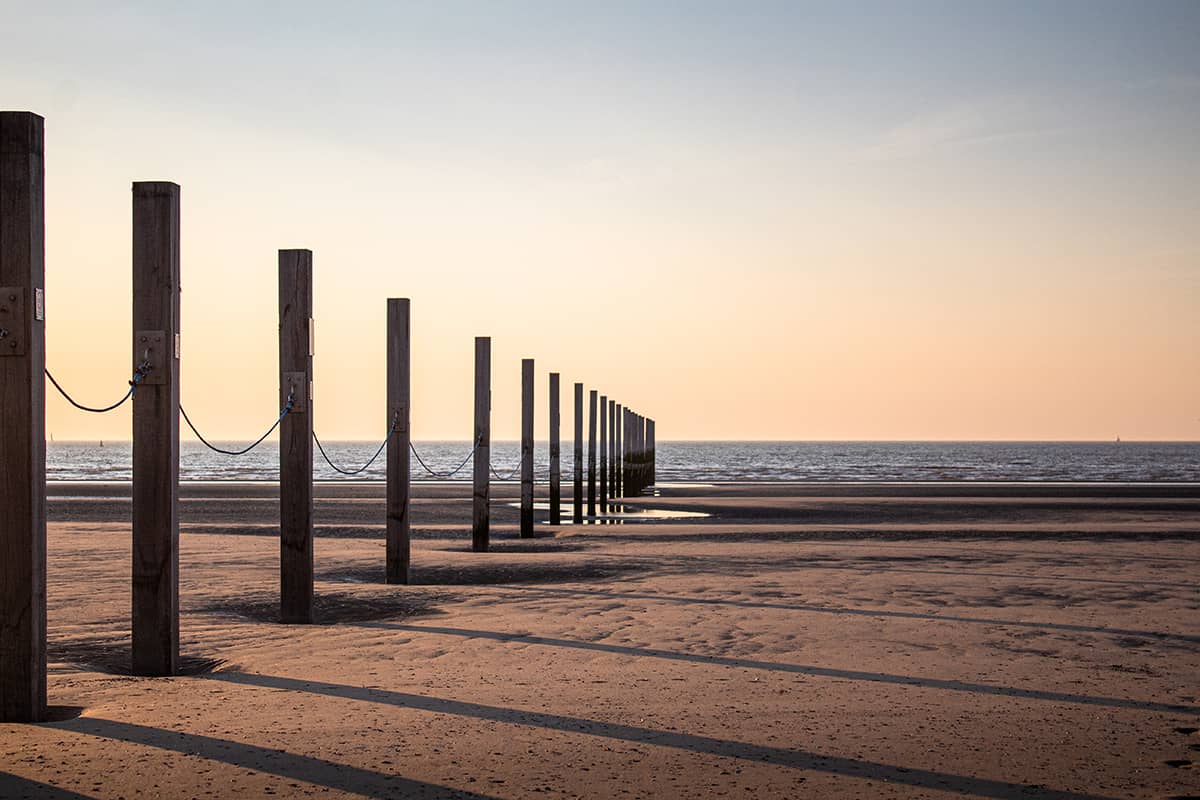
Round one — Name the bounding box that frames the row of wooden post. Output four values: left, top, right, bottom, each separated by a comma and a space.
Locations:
623, 411, 655, 497
0, 110, 657, 721
472, 353, 658, 541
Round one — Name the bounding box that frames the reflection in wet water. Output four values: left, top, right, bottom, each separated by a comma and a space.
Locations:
505, 501, 709, 525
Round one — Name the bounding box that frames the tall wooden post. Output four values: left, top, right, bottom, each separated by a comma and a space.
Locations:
472, 337, 491, 551
637, 414, 646, 494
614, 403, 622, 499
131, 181, 181, 675
645, 416, 651, 489
647, 418, 656, 488
587, 390, 597, 518
0, 112, 46, 720
572, 382, 583, 524
386, 298, 411, 584
633, 413, 641, 495
635, 415, 642, 492
608, 400, 616, 504
624, 410, 633, 496
279, 249, 313, 624
633, 411, 641, 495
599, 393, 608, 509
520, 358, 534, 538
632, 410, 638, 495
548, 373, 561, 525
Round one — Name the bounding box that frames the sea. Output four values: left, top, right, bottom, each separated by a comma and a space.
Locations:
45, 440, 1200, 483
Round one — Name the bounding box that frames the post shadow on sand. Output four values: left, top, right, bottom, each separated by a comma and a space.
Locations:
316, 556, 650, 589
363, 622, 1199, 715
818, 538, 1200, 566
0, 773, 97, 800
805, 562, 1198, 590
44, 717, 499, 800
47, 633, 226, 676
207, 671, 1120, 800
194, 587, 457, 626
195, 557, 650, 625
589, 541, 1199, 590
491, 585, 1200, 647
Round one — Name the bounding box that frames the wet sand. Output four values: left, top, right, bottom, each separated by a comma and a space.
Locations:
3, 482, 1199, 798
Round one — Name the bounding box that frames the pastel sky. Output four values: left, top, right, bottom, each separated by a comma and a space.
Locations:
3, 1, 1198, 440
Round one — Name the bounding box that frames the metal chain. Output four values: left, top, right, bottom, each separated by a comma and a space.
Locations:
180, 393, 294, 456
313, 415, 398, 476
410, 437, 479, 479
490, 458, 523, 481
45, 362, 151, 414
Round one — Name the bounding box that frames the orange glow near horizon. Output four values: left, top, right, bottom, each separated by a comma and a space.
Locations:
4, 5, 1196, 443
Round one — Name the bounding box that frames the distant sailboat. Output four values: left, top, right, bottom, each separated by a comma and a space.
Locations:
1115, 436, 1121, 443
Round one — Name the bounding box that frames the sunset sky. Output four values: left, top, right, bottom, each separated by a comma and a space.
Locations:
3, 1, 1198, 441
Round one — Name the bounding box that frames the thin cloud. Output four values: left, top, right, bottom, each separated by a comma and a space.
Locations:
858, 99, 1068, 162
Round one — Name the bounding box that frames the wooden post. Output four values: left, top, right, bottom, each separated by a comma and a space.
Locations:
279, 249, 313, 624
599, 393, 608, 509
618, 407, 625, 498
638, 414, 646, 494
621, 408, 631, 497
520, 358, 534, 538
472, 337, 491, 551
548, 373, 560, 525
632, 410, 638, 495
131, 181, 181, 675
647, 418, 656, 488
608, 400, 617, 504
633, 414, 641, 495
572, 382, 583, 524
635, 412, 643, 495
0, 112, 46, 720
643, 416, 650, 491
386, 298, 411, 584
587, 390, 597, 518
614, 403, 622, 499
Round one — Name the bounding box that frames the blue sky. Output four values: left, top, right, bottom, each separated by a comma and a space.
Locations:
3, 1, 1198, 439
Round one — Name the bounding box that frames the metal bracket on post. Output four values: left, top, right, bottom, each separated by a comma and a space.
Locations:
392, 401, 409, 432
134, 330, 168, 384
282, 371, 308, 413
0, 287, 26, 357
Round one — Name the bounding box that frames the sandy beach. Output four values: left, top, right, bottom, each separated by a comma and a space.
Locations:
2, 481, 1198, 799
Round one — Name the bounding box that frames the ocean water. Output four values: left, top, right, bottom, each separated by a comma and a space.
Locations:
45, 440, 1200, 482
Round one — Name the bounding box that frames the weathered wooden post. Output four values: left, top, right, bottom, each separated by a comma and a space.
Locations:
636, 412, 644, 495
648, 418, 656, 488
131, 180, 181, 675
587, 390, 597, 517
627, 410, 635, 496
599, 393, 608, 510
520, 358, 534, 538
638, 414, 646, 494
633, 413, 641, 495
386, 298, 411, 584
472, 336, 491, 551
279, 249, 313, 624
573, 382, 583, 524
644, 416, 651, 490
614, 402, 622, 499
548, 372, 561, 525
621, 408, 631, 497
0, 111, 46, 720
608, 400, 617, 503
